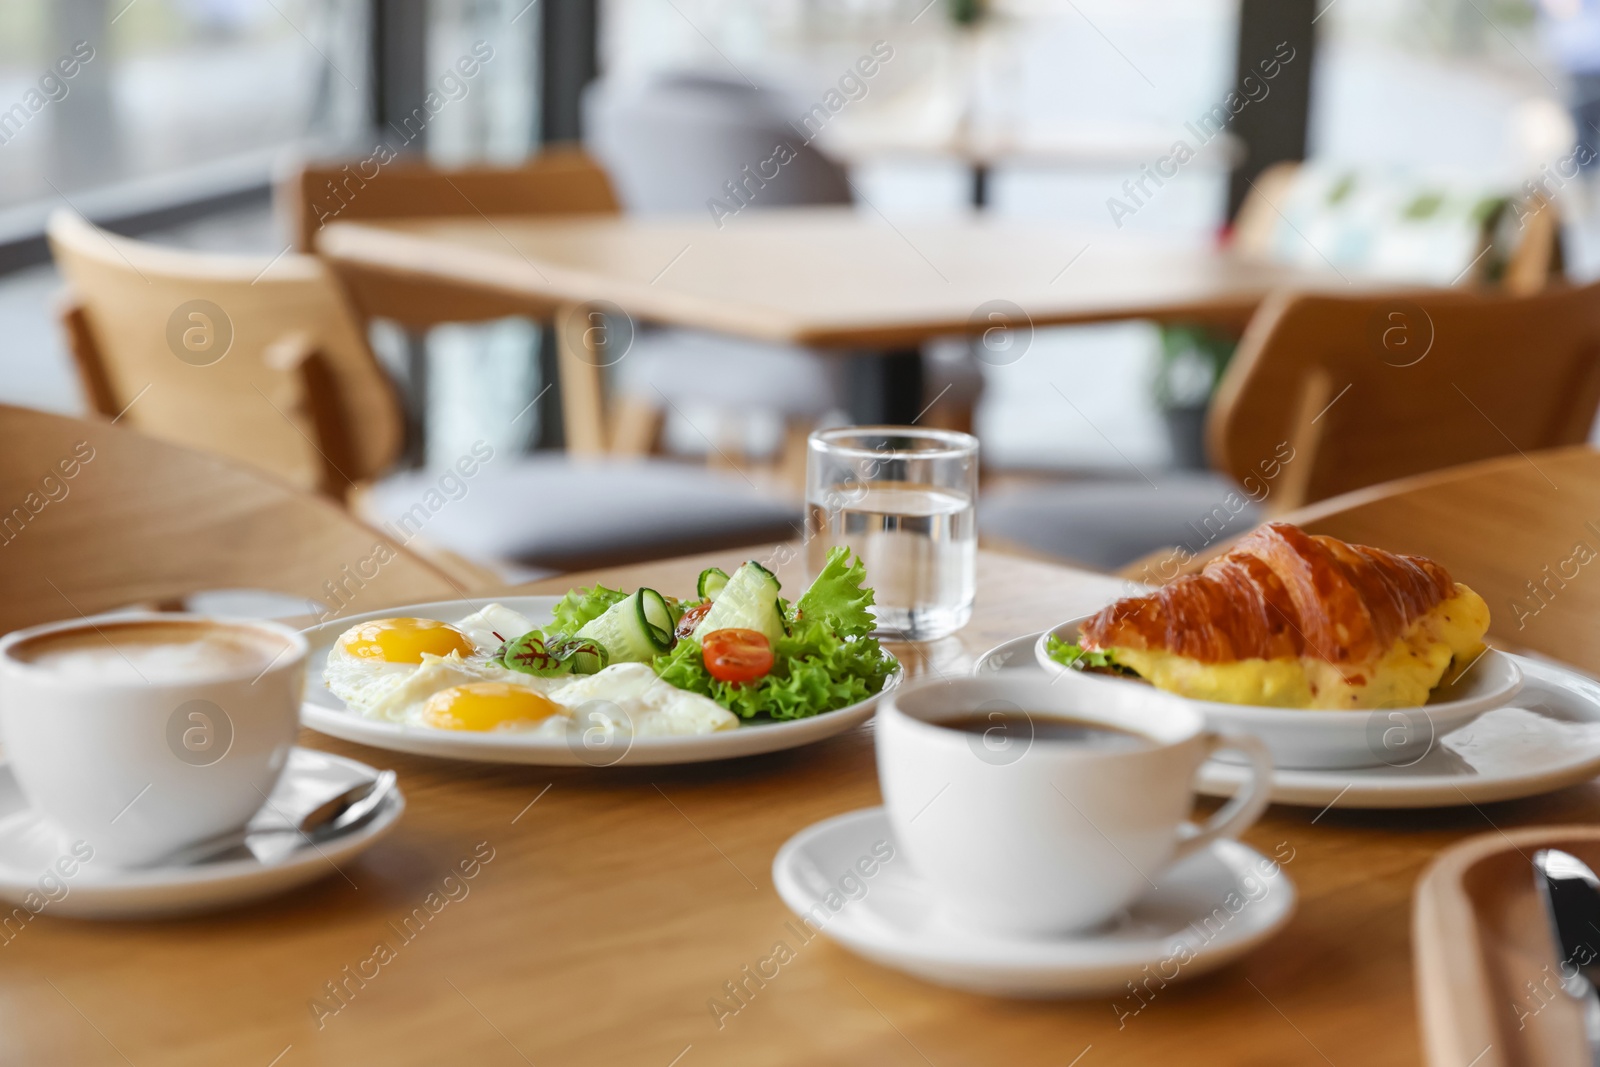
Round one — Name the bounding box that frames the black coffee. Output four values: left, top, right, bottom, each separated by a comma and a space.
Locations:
941, 712, 1153, 751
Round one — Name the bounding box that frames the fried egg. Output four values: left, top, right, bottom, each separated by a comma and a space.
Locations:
452, 604, 535, 655
323, 617, 481, 710
337, 616, 474, 663
549, 663, 737, 737
419, 683, 569, 733
323, 605, 739, 737
358, 655, 552, 722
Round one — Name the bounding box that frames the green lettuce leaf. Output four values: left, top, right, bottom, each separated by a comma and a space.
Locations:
548, 584, 629, 636
791, 546, 875, 640
1044, 635, 1138, 676
654, 618, 894, 720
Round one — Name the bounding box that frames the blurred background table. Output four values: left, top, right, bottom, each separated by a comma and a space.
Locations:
816, 126, 1243, 210
318, 208, 1345, 345
316, 208, 1349, 428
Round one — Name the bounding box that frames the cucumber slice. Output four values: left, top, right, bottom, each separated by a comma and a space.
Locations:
694, 562, 784, 645
697, 567, 730, 601
576, 588, 676, 662
638, 589, 675, 645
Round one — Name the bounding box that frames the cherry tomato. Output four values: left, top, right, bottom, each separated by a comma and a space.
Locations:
676, 601, 711, 640
702, 628, 774, 683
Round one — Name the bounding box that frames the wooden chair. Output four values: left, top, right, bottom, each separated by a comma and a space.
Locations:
1228, 161, 1303, 258
1124, 446, 1600, 674
1231, 161, 1564, 294
282, 149, 625, 459
281, 147, 618, 331
0, 404, 464, 636
982, 280, 1600, 572
284, 149, 833, 477
284, 148, 618, 256
1210, 282, 1600, 511
48, 212, 800, 576
49, 209, 404, 501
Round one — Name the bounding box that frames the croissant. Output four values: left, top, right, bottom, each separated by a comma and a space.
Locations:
1071, 522, 1490, 709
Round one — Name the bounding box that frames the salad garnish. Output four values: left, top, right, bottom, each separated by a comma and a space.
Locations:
549, 583, 629, 634
497, 547, 895, 720
499, 633, 609, 677
1043, 635, 1140, 677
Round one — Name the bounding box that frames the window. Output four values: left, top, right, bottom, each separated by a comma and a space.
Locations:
0, 0, 368, 220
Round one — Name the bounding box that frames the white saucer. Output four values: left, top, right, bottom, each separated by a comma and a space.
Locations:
0, 748, 403, 919
772, 807, 1294, 998
977, 633, 1600, 809
301, 596, 899, 766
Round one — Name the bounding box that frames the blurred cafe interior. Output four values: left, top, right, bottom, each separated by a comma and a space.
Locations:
4, 0, 1600, 1064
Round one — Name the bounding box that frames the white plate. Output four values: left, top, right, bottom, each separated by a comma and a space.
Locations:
979, 633, 1600, 809
300, 597, 900, 766
771, 807, 1294, 998
0, 748, 403, 919
1033, 614, 1522, 769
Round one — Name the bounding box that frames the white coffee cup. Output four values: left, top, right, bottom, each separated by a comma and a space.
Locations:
0, 613, 307, 867
877, 674, 1274, 937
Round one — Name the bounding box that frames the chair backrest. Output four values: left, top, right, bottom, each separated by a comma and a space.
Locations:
1230, 161, 1302, 257
1231, 161, 1562, 293
1263, 446, 1600, 673
48, 210, 404, 496
1208, 281, 1600, 510
583, 73, 852, 214
281, 150, 629, 460
0, 404, 461, 636
282, 146, 620, 254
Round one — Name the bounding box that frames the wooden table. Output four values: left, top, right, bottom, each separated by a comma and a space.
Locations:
316, 208, 1348, 432
318, 208, 1342, 349
11, 545, 1598, 1066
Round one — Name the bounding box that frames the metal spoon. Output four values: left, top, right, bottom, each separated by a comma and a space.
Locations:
155, 770, 397, 868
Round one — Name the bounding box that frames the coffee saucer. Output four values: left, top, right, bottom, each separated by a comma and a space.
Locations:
976, 633, 1600, 809
771, 807, 1294, 998
0, 747, 403, 919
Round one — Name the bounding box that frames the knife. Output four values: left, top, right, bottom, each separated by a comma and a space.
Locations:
1533, 848, 1600, 1065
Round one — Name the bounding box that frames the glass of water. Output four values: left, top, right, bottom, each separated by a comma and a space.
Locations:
806, 426, 978, 641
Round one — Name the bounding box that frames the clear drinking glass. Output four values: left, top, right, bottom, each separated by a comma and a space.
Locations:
806, 426, 979, 641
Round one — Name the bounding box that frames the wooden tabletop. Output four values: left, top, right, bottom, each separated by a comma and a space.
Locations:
316, 207, 1349, 348
11, 545, 1595, 1066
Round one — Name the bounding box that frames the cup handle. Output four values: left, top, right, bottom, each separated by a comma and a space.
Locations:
1171, 731, 1274, 864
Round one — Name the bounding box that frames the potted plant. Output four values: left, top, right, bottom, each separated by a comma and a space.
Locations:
1152, 323, 1236, 471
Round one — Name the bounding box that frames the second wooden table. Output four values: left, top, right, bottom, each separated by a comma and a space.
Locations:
316, 207, 1347, 435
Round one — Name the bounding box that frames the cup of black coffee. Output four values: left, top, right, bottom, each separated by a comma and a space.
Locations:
876, 675, 1273, 936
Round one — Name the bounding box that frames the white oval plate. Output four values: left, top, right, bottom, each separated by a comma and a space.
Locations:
979, 633, 1600, 809
300, 597, 900, 766
0, 748, 402, 919
1034, 614, 1522, 770
772, 807, 1294, 998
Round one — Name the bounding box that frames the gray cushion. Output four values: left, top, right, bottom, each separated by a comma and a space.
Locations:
617, 328, 840, 415
368, 455, 802, 570
584, 73, 852, 213
923, 338, 986, 403
622, 329, 984, 414
980, 473, 1263, 573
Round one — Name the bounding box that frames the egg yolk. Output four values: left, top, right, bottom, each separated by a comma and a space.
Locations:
338, 618, 474, 663
420, 683, 565, 731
